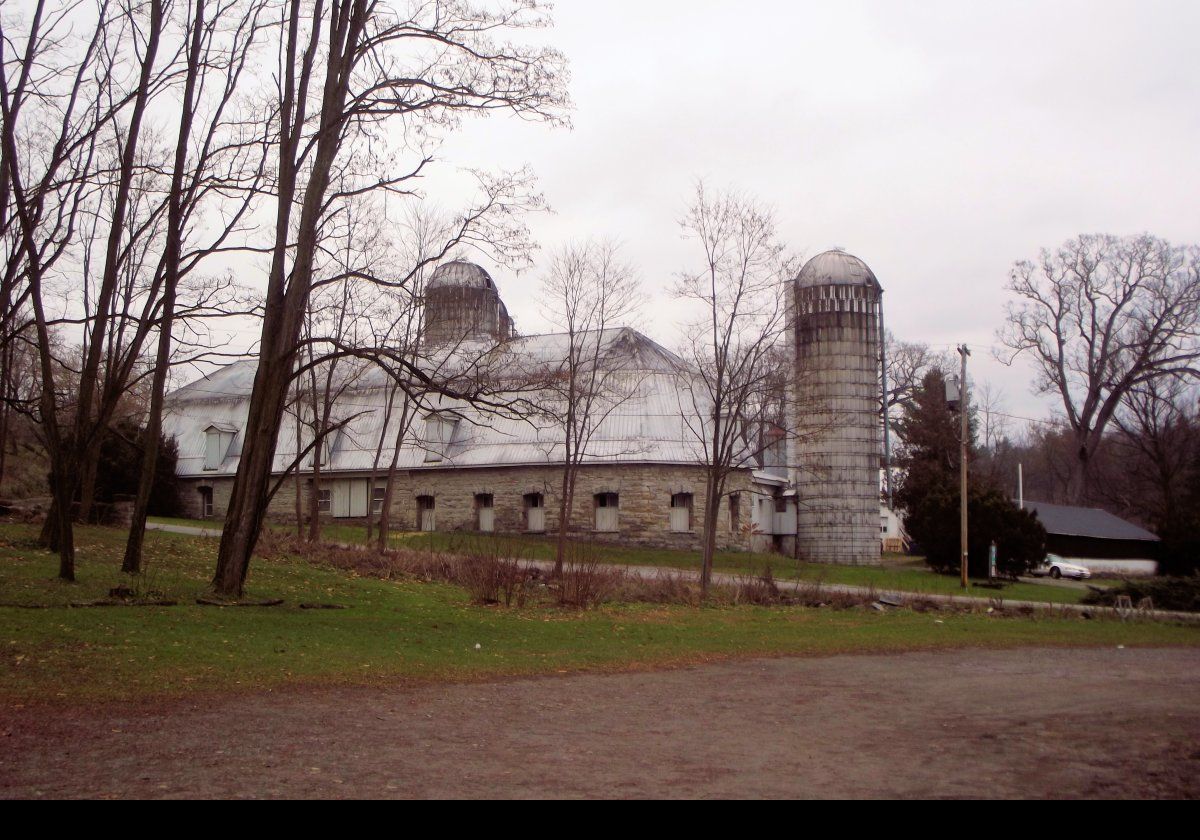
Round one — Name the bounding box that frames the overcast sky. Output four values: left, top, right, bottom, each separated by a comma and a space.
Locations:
406, 0, 1200, 430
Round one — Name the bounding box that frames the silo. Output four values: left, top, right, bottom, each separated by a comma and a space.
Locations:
790, 250, 882, 565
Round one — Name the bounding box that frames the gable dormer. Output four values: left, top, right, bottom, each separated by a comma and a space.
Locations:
203, 422, 238, 470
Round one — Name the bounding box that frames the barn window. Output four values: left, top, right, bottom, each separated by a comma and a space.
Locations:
198, 487, 214, 519
371, 485, 387, 514
312, 435, 332, 468
729, 493, 741, 532
669, 493, 692, 532
524, 492, 545, 533
417, 495, 436, 531
423, 414, 458, 463
594, 492, 619, 533
317, 488, 331, 513
476, 493, 494, 532
203, 424, 236, 470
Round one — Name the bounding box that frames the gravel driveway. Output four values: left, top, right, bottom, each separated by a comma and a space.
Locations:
2, 647, 1197, 799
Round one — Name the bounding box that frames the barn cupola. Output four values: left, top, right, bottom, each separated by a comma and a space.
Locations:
422, 260, 514, 347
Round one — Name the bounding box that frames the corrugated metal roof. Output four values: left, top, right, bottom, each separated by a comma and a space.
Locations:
163, 328, 724, 478
1025, 501, 1160, 542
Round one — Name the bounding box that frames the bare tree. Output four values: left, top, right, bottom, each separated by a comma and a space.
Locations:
1, 0, 127, 579
1107, 377, 1198, 532
211, 0, 567, 597
537, 239, 642, 574
672, 182, 793, 597
122, 0, 270, 574
883, 332, 953, 417
998, 234, 1200, 503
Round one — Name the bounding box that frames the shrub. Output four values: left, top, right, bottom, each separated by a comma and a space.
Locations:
732, 566, 783, 605
557, 542, 624, 608
1082, 577, 1200, 613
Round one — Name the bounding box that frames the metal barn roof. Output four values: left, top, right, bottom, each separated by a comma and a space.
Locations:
163, 328, 727, 479
1024, 501, 1160, 542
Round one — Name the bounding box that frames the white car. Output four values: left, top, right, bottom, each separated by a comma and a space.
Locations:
1030, 554, 1091, 581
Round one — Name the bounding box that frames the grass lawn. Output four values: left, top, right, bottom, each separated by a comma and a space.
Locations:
153, 516, 1113, 605
4, 523, 1197, 704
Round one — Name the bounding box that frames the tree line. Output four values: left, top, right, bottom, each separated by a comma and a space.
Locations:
885, 234, 1200, 575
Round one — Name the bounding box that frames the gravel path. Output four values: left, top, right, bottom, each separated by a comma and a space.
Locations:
3, 647, 1198, 799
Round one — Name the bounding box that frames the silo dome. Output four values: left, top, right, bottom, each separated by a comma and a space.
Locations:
428, 260, 496, 290
796, 250, 880, 291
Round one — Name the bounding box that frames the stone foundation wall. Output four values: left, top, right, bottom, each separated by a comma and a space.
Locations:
181, 463, 771, 551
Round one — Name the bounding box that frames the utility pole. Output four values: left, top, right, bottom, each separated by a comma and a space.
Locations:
1018, 462, 1024, 510
879, 293, 893, 509
958, 344, 971, 590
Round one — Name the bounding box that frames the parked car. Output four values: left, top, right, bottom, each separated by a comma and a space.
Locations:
1030, 553, 1091, 580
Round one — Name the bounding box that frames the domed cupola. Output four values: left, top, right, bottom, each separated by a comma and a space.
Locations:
423, 260, 513, 347
795, 249, 881, 292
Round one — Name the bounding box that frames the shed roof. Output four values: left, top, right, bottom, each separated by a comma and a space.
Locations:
1025, 501, 1160, 542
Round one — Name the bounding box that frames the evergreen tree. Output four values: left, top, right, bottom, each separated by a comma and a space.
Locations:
896, 371, 1045, 577
1158, 442, 1200, 575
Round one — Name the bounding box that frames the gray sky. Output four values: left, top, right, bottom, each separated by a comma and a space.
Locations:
420, 0, 1199, 430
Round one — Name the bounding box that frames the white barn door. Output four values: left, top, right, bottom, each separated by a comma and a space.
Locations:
331, 479, 369, 518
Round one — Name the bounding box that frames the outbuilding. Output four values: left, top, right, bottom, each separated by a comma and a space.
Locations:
1024, 500, 1159, 576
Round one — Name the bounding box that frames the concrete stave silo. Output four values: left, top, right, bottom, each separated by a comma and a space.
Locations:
790, 250, 882, 565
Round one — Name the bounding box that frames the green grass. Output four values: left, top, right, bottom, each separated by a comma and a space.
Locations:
147, 515, 222, 529
152, 517, 1110, 606
4, 524, 1197, 704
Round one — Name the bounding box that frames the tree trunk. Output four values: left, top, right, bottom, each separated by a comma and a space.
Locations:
292, 401, 304, 535
699, 472, 719, 597
554, 468, 571, 576
211, 0, 368, 597
212, 356, 295, 595
307, 455, 322, 542
376, 399, 410, 552
75, 438, 101, 522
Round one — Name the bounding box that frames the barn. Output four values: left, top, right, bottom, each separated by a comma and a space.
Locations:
1024, 500, 1160, 576
162, 253, 887, 563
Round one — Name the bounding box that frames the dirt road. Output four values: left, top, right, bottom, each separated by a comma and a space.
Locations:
3, 647, 1198, 799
